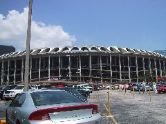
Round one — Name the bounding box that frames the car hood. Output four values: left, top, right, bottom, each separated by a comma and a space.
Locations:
7, 89, 23, 92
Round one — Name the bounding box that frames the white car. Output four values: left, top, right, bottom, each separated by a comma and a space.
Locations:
3, 85, 26, 100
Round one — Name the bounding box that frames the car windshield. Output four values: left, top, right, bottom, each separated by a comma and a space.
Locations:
14, 86, 24, 89
4, 85, 16, 90
31, 91, 83, 106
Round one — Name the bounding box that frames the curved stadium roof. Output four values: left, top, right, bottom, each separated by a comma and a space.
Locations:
0, 46, 165, 59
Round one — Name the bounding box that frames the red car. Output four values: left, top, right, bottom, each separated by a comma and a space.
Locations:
157, 83, 166, 93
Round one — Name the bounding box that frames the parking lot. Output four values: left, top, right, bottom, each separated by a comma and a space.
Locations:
0, 89, 166, 124
89, 89, 166, 124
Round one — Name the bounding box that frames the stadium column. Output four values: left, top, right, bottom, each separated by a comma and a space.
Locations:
30, 57, 32, 82
164, 61, 166, 77
21, 58, 24, 82
136, 56, 138, 82
89, 55, 92, 82
14, 59, 16, 84
154, 58, 158, 82
119, 54, 122, 82
58, 55, 61, 79
159, 59, 162, 77
149, 58, 152, 78
79, 55, 82, 82
142, 57, 146, 81
39, 56, 41, 81
7, 60, 10, 85
69, 55, 71, 80
100, 55, 103, 83
110, 55, 112, 83
128, 56, 131, 83
48, 55, 50, 80
1, 61, 4, 85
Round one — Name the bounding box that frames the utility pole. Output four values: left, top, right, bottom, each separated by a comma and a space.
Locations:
24, 0, 33, 91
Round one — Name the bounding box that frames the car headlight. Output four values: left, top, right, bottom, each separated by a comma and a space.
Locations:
10, 91, 16, 95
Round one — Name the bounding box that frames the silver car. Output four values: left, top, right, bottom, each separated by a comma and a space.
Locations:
6, 89, 101, 124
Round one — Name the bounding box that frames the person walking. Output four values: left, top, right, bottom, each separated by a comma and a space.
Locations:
142, 81, 146, 94
153, 82, 157, 93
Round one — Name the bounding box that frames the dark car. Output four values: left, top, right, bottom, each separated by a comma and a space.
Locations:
0, 84, 17, 100
0, 85, 5, 100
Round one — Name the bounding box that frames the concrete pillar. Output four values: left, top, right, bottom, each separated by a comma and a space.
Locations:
110, 55, 112, 83
154, 58, 158, 82
30, 57, 32, 82
1, 61, 4, 85
142, 57, 146, 81
39, 56, 41, 81
21, 58, 24, 82
59, 56, 61, 79
159, 59, 162, 77
69, 55, 71, 80
119, 55, 122, 82
14, 60, 16, 84
149, 58, 152, 77
164, 61, 166, 77
7, 60, 10, 84
128, 56, 131, 83
89, 55, 92, 81
48, 55, 51, 80
79, 55, 82, 82
136, 56, 138, 82
100, 55, 103, 83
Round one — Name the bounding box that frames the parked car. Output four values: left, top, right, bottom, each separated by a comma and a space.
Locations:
0, 84, 17, 100
6, 89, 101, 124
61, 87, 87, 102
3, 85, 29, 100
129, 83, 143, 91
156, 82, 166, 93
73, 84, 93, 97
76, 83, 93, 93
0, 85, 5, 100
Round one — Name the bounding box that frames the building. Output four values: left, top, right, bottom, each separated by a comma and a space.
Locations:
0, 46, 166, 85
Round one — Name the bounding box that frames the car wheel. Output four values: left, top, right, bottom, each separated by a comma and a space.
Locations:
6, 112, 10, 124
16, 120, 21, 124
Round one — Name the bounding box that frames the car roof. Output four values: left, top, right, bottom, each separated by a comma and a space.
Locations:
25, 89, 65, 94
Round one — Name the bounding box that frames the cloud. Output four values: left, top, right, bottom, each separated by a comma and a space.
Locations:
0, 8, 76, 51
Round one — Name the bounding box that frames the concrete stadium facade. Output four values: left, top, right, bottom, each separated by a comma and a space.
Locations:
0, 46, 166, 85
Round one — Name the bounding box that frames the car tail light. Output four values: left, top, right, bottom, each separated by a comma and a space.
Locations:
29, 110, 50, 120
29, 104, 98, 120
92, 104, 98, 114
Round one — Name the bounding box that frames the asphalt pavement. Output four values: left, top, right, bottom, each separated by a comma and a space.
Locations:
89, 90, 166, 124
1, 90, 166, 124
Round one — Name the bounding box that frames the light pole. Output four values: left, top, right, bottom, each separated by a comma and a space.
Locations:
24, 0, 33, 91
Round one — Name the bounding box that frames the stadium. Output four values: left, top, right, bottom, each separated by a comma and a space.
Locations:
0, 46, 166, 85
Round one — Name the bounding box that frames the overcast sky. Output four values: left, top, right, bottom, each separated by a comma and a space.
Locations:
0, 0, 166, 51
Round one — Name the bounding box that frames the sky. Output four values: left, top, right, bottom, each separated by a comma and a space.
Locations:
0, 0, 166, 51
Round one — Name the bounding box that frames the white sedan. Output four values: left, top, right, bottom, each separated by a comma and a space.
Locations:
6, 89, 101, 124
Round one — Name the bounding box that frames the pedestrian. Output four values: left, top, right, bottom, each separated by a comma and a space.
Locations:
137, 82, 141, 94
153, 82, 157, 93
142, 81, 146, 94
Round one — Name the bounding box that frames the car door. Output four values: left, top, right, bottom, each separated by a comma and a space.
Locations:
7, 93, 26, 124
